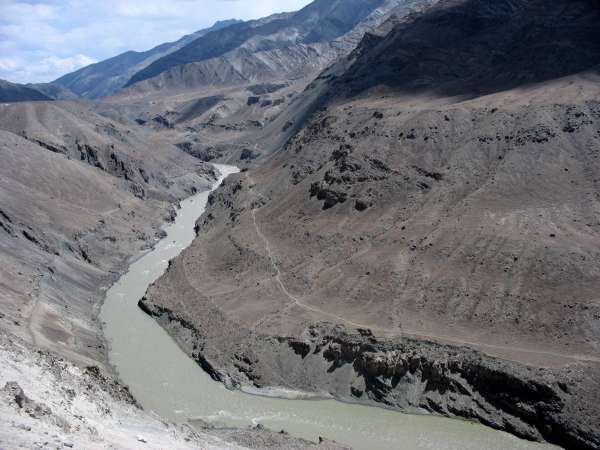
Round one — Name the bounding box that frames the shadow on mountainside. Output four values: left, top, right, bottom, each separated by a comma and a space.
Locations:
331, 0, 600, 100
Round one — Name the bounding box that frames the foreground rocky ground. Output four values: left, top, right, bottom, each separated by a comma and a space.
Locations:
0, 332, 229, 449
0, 332, 348, 450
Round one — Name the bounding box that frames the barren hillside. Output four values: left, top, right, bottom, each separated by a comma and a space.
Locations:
0, 100, 216, 367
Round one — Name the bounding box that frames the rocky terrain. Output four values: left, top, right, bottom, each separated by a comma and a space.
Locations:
0, 1, 431, 448
139, 1, 600, 449
3, 0, 600, 448
0, 331, 347, 450
0, 331, 230, 449
0, 96, 352, 448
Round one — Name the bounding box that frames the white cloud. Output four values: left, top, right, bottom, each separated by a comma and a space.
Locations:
1, 2, 58, 21
0, 57, 20, 72
43, 54, 98, 73
0, 54, 97, 83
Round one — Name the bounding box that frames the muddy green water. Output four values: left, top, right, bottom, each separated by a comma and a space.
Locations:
100, 164, 559, 450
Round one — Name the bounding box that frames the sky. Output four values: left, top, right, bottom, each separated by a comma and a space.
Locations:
0, 0, 312, 84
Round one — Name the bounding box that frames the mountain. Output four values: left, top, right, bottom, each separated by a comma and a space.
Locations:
122, 0, 435, 92
0, 102, 322, 449
53, 19, 242, 99
139, 1, 600, 449
26, 82, 79, 100
0, 79, 51, 102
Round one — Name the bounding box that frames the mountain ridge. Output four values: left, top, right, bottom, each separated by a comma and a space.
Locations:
0, 79, 52, 102
118, 0, 435, 96
53, 19, 243, 98
124, 0, 385, 87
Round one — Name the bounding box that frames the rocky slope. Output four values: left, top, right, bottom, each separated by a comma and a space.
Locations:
140, 1, 600, 449
0, 0, 437, 402
90, 0, 438, 172
0, 332, 238, 450
0, 331, 347, 450
0, 100, 216, 368
0, 97, 350, 449
53, 19, 242, 99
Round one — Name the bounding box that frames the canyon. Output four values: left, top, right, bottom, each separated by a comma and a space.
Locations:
1, 0, 600, 449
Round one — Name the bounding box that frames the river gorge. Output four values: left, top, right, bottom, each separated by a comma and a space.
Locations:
99, 164, 559, 450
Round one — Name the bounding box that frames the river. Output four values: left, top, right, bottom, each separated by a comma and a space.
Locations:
100, 164, 559, 450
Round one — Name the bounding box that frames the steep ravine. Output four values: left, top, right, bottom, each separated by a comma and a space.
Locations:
139, 96, 600, 449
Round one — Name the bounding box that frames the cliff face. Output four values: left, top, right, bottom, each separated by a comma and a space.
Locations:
140, 294, 600, 450
140, 1, 600, 449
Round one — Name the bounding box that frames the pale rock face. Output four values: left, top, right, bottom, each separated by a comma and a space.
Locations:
0, 333, 246, 450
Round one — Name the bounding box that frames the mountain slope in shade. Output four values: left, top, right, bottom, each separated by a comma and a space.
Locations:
0, 79, 51, 102
53, 19, 242, 99
333, 0, 600, 98
140, 1, 600, 449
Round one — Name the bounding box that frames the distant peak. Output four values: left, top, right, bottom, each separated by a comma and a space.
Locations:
211, 18, 244, 29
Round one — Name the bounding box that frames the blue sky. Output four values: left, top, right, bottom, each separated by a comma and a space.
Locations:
0, 0, 312, 83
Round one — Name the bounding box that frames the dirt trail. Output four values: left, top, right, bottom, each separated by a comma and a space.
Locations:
250, 194, 600, 367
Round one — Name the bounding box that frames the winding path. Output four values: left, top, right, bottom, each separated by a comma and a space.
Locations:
248, 179, 600, 366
